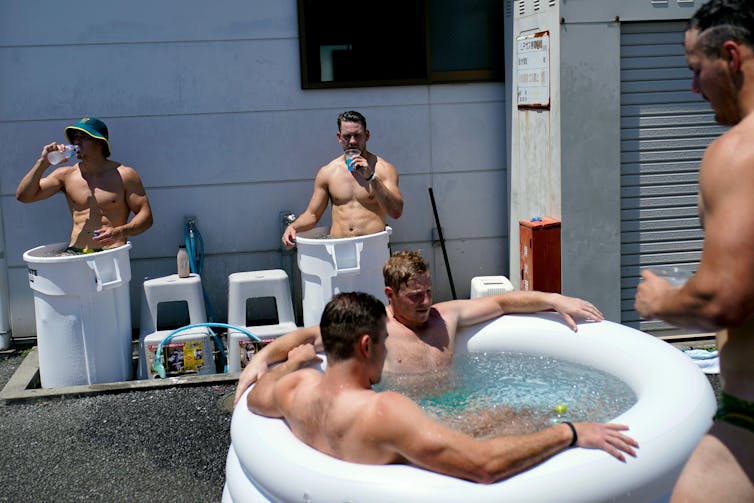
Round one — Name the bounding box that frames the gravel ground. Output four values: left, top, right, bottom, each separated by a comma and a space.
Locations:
0, 351, 234, 503
0, 344, 722, 503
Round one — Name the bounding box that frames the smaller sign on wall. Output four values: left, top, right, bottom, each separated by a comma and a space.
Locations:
517, 31, 550, 109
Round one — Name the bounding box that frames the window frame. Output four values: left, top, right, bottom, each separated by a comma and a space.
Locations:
296, 0, 503, 89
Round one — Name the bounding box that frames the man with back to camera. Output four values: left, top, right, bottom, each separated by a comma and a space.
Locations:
247, 292, 637, 483
234, 250, 605, 404
634, 1, 754, 501
281, 110, 403, 248
16, 117, 153, 253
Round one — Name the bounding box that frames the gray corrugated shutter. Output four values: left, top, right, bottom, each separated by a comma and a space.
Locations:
619, 21, 726, 336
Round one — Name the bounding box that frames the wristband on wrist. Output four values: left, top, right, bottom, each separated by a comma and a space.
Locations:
563, 421, 577, 447
366, 172, 376, 182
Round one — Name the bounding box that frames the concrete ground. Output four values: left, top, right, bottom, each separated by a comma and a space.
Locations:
0, 340, 722, 503
0, 348, 235, 503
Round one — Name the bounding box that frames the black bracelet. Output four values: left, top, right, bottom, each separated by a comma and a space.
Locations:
366, 172, 376, 182
563, 421, 577, 447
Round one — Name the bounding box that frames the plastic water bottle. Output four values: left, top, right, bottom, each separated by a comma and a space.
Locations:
177, 245, 190, 278
47, 145, 79, 165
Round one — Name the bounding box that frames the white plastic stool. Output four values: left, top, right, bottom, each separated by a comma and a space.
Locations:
227, 270, 297, 373
138, 273, 211, 379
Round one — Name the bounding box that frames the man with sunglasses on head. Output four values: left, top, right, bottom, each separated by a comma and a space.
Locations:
17, 117, 153, 253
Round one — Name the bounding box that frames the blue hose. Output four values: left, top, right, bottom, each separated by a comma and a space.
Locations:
184, 221, 215, 322
152, 322, 261, 378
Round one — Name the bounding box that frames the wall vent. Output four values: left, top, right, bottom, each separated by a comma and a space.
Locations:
516, 0, 557, 17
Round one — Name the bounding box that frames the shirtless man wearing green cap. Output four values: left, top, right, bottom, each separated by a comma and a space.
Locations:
16, 117, 153, 252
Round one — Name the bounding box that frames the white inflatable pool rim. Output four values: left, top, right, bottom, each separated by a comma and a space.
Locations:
224, 313, 715, 503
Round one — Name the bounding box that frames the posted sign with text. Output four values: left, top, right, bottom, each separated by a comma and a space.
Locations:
517, 32, 550, 109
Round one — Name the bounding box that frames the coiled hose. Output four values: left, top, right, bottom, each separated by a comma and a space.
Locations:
152, 322, 261, 378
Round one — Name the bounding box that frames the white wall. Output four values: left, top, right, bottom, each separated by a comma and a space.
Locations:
508, 6, 563, 295
0, 1, 508, 337
508, 0, 700, 322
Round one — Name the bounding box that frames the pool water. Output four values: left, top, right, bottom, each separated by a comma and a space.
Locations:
377, 352, 637, 438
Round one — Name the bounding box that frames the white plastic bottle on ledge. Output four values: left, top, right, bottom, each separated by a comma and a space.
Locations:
177, 245, 190, 278
47, 145, 79, 165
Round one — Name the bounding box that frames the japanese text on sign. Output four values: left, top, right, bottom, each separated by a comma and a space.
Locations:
517, 32, 550, 108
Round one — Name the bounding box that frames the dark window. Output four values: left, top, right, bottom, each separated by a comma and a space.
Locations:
297, 0, 503, 89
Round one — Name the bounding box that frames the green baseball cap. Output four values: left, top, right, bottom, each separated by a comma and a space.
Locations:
65, 117, 111, 157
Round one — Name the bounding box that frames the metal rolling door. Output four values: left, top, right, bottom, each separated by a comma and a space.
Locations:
619, 21, 726, 336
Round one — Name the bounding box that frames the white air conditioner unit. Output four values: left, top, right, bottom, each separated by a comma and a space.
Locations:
470, 276, 515, 299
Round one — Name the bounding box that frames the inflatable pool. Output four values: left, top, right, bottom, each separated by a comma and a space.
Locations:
223, 313, 716, 503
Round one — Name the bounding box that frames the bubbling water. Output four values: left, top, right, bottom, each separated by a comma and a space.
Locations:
377, 352, 637, 438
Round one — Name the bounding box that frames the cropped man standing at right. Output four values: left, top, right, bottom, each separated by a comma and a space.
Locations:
634, 1, 754, 501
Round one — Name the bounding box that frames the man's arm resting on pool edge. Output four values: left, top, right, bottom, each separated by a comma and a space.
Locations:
234, 326, 323, 404
372, 392, 638, 483
441, 291, 604, 332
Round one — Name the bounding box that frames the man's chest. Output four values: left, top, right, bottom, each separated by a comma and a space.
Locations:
328, 173, 375, 205
385, 329, 453, 372
64, 175, 124, 208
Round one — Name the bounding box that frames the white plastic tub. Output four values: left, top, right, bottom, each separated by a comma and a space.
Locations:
296, 226, 391, 326
223, 313, 716, 503
23, 242, 133, 387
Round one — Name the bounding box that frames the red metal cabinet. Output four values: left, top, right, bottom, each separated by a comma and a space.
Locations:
519, 217, 561, 293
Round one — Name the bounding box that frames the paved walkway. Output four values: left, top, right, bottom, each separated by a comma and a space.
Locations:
0, 350, 235, 503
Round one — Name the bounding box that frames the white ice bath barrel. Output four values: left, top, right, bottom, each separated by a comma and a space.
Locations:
23, 242, 133, 387
296, 227, 391, 327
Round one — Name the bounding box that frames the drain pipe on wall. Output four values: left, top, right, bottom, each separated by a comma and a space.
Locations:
0, 206, 11, 349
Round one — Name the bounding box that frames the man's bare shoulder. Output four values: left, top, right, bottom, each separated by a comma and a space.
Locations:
114, 162, 140, 177
367, 390, 417, 420
315, 158, 342, 180
362, 390, 434, 447
50, 165, 80, 179
701, 123, 754, 195
374, 155, 397, 173
705, 118, 754, 170
280, 367, 322, 387
275, 368, 322, 401
431, 298, 474, 318
325, 155, 345, 170
432, 299, 466, 311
